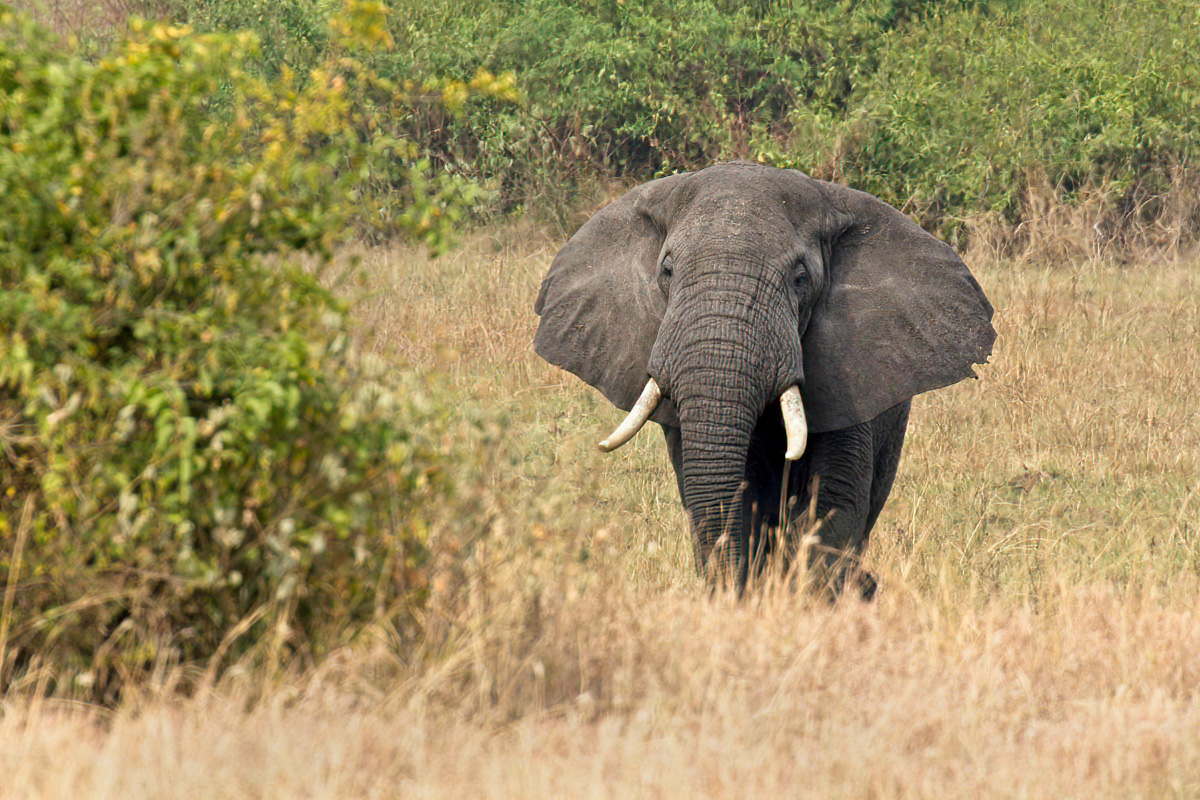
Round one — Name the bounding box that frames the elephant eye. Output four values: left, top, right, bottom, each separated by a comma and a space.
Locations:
793, 260, 813, 304
658, 254, 674, 295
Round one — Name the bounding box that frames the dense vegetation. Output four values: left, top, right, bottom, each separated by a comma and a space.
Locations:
0, 4, 509, 698
163, 0, 1200, 241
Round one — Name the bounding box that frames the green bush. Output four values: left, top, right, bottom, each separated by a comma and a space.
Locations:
0, 5, 493, 699
386, 0, 978, 216
178, 0, 337, 78
761, 0, 1200, 239
200, 0, 1200, 240
64, 0, 1200, 238
161, 0, 978, 219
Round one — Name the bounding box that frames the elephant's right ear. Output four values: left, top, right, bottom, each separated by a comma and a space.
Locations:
534, 175, 686, 425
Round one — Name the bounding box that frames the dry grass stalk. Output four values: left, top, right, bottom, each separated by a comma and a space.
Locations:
965, 166, 1200, 268
0, 498, 33, 692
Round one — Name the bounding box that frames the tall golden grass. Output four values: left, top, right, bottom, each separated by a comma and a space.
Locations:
8, 0, 167, 40
2, 221, 1199, 797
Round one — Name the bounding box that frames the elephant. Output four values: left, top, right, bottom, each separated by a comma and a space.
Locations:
533, 162, 995, 597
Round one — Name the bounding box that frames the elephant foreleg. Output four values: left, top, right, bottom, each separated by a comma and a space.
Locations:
787, 400, 911, 598
862, 401, 910, 540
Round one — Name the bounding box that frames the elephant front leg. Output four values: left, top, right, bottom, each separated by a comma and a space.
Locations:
786, 424, 877, 598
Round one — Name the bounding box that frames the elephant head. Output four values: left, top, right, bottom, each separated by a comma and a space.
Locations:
534, 163, 994, 589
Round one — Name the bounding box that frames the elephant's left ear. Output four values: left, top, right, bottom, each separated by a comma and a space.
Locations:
801, 179, 996, 432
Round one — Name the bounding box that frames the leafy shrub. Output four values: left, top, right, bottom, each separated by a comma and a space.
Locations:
761, 0, 1200, 241
386, 0, 979, 216
160, 0, 977, 220
178, 0, 337, 78
0, 5, 495, 699
44, 0, 1200, 241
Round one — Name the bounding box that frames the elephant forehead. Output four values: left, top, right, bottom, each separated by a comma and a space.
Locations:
682, 181, 828, 235
676, 194, 797, 240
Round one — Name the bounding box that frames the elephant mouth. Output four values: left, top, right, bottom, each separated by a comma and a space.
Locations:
598, 378, 809, 461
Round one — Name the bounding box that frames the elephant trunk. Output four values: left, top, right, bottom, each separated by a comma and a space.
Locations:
665, 312, 787, 586
678, 392, 759, 587
649, 266, 805, 588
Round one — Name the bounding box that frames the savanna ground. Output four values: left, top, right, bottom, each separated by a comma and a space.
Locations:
3, 220, 1199, 798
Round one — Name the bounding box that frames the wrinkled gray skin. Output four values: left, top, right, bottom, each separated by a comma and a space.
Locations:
534, 163, 995, 597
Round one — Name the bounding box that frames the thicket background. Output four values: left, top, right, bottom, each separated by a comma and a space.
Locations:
169, 0, 1200, 245
16, 0, 1200, 242
0, 3, 515, 699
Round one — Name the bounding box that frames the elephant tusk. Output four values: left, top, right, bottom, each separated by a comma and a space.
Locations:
599, 378, 662, 453
780, 385, 808, 461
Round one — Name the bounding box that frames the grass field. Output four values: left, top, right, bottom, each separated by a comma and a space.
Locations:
3, 225, 1199, 797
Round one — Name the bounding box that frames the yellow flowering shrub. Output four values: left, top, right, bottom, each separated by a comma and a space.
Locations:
0, 4, 491, 700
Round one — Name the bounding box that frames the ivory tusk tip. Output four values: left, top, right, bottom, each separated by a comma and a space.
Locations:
779, 385, 808, 462
597, 377, 662, 455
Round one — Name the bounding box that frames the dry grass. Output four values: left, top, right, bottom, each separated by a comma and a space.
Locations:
3, 223, 1200, 797
9, 0, 169, 41
4, 588, 1200, 798
964, 167, 1200, 268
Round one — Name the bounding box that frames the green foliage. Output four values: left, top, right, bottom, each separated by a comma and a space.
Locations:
161, 0, 520, 236
23, 0, 1200, 236
179, 0, 338, 78
0, 5, 492, 697
387, 0, 980, 216
394, 0, 1200, 234
188, 0, 1196, 237
761, 0, 1200, 238
160, 0, 977, 218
